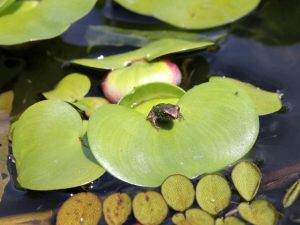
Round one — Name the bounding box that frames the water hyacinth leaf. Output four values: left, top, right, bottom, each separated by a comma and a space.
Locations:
238, 200, 278, 225
12, 100, 105, 190
103, 193, 132, 225
0, 210, 53, 225
0, 91, 13, 202
133, 191, 168, 225
56, 192, 102, 225
216, 217, 246, 225
231, 161, 262, 201
88, 81, 259, 187
0, 0, 97, 45
209, 76, 282, 115
161, 174, 195, 211
0, 0, 15, 14
196, 175, 231, 215
119, 82, 185, 115
73, 38, 214, 70
42, 73, 91, 102
283, 179, 300, 208
102, 60, 181, 103
74, 97, 109, 117
114, 0, 260, 29
172, 209, 215, 225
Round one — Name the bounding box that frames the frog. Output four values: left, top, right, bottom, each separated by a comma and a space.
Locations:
146, 103, 183, 129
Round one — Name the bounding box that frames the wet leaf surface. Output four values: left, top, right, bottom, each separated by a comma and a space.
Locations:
103, 192, 131, 225
238, 200, 279, 225
172, 208, 215, 225
0, 90, 13, 202
56, 192, 102, 225
133, 191, 168, 225
283, 179, 300, 208
42, 73, 91, 102
12, 100, 105, 190
88, 81, 259, 187
161, 174, 195, 211
232, 161, 262, 201
196, 174, 231, 215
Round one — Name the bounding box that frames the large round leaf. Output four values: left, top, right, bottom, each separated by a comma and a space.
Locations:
88, 81, 259, 187
12, 100, 105, 190
114, 0, 260, 29
0, 0, 97, 45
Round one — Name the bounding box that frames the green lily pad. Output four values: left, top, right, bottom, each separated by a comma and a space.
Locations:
114, 0, 260, 29
209, 76, 282, 115
102, 60, 181, 103
74, 97, 109, 117
0, 0, 97, 45
42, 73, 91, 102
231, 161, 262, 201
283, 179, 300, 208
196, 174, 231, 215
88, 80, 259, 187
12, 100, 105, 190
73, 38, 214, 70
238, 200, 278, 225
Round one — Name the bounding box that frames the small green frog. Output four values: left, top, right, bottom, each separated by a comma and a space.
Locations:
146, 103, 183, 129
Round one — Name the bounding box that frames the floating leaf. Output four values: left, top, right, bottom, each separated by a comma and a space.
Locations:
88, 81, 259, 187
73, 38, 214, 70
196, 174, 231, 215
216, 217, 245, 225
238, 200, 278, 225
0, 210, 53, 225
172, 209, 214, 225
0, 91, 13, 202
0, 0, 97, 45
161, 174, 195, 211
103, 193, 132, 225
102, 60, 181, 103
12, 100, 105, 190
209, 76, 282, 115
42, 73, 91, 102
114, 0, 260, 29
283, 179, 300, 208
232, 161, 262, 201
56, 192, 102, 225
133, 191, 168, 225
74, 97, 109, 117
119, 82, 185, 115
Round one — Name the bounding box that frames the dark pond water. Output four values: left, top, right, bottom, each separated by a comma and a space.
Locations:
0, 0, 299, 224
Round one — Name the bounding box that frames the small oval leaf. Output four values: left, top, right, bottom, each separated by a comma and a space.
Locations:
172, 209, 214, 225
56, 192, 102, 225
133, 191, 168, 225
232, 160, 262, 201
196, 174, 231, 215
161, 174, 195, 211
216, 217, 246, 225
283, 179, 300, 208
74, 97, 109, 117
103, 193, 132, 225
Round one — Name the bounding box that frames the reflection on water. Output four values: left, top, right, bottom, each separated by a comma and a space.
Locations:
0, 0, 300, 224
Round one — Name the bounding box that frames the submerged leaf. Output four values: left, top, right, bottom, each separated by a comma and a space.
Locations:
73, 38, 214, 70
0, 210, 53, 225
0, 91, 13, 202
216, 217, 245, 225
196, 174, 231, 215
103, 193, 132, 225
172, 209, 215, 225
133, 191, 168, 225
102, 60, 181, 103
209, 76, 282, 115
232, 161, 262, 201
56, 192, 102, 225
238, 200, 278, 225
0, 0, 97, 45
161, 174, 195, 211
283, 179, 300, 208
42, 73, 91, 102
12, 100, 105, 190
114, 0, 260, 29
88, 81, 259, 187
